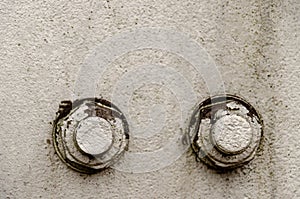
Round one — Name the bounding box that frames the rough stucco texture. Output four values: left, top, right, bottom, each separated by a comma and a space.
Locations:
0, 0, 299, 198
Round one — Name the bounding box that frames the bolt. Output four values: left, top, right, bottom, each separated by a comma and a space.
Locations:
52, 98, 129, 173
188, 94, 263, 170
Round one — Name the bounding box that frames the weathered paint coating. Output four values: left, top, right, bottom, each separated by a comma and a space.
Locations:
0, 0, 299, 198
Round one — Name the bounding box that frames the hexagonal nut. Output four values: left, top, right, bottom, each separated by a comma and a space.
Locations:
52, 98, 129, 174
188, 94, 263, 170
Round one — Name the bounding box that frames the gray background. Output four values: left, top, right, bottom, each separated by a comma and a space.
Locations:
0, 0, 299, 198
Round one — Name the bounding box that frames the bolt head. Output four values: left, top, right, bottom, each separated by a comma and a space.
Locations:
188, 95, 263, 170
52, 98, 129, 173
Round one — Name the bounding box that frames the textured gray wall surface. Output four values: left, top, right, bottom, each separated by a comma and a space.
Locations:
0, 0, 299, 198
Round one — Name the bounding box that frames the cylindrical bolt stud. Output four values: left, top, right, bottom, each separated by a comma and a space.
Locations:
211, 114, 253, 155
75, 117, 113, 156
188, 94, 263, 169
52, 98, 129, 173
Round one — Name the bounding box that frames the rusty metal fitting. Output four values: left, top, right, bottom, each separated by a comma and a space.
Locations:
188, 94, 263, 170
52, 98, 129, 174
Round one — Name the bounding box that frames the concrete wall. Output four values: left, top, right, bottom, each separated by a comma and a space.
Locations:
0, 0, 299, 198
